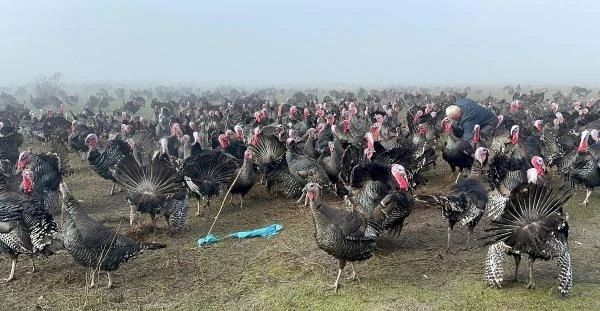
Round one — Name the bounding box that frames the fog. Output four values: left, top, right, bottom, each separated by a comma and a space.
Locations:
1, 0, 599, 87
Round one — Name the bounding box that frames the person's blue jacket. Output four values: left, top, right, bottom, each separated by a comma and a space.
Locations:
456, 98, 497, 141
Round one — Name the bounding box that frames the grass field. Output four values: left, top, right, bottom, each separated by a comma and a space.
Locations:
1, 86, 599, 310
0, 145, 598, 310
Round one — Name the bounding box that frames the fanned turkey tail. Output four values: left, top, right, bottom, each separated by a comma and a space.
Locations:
408, 146, 438, 188
481, 184, 573, 296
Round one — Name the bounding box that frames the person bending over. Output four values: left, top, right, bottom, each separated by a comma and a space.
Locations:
445, 98, 497, 145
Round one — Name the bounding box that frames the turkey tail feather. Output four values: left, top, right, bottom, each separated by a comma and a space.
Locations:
482, 184, 572, 246
484, 242, 508, 288
114, 157, 186, 198
557, 244, 573, 296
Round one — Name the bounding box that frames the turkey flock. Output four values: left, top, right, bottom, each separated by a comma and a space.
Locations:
0, 86, 598, 297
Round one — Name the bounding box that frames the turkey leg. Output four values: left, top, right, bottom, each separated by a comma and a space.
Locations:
109, 182, 116, 195
150, 214, 157, 234
196, 198, 210, 217
195, 200, 201, 216
580, 189, 592, 207
512, 254, 521, 282
446, 226, 453, 253
89, 270, 97, 288
465, 228, 474, 250
346, 262, 360, 281
329, 259, 346, 293
2, 258, 16, 282
29, 256, 36, 273
526, 257, 536, 289
106, 271, 113, 289
129, 204, 136, 226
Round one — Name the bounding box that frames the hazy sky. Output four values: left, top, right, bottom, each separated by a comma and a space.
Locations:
1, 0, 599, 86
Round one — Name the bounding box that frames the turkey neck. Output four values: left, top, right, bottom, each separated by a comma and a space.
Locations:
469, 160, 484, 178
241, 157, 254, 176
285, 146, 298, 163
87, 147, 100, 160
445, 134, 457, 148
308, 195, 328, 232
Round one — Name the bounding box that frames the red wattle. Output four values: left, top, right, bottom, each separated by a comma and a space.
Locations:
395, 175, 409, 191
22, 179, 33, 193
17, 160, 27, 169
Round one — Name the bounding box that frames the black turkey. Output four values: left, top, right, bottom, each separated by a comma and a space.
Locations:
483, 184, 573, 297
59, 183, 166, 288
0, 172, 62, 282
84, 133, 133, 195
182, 149, 238, 216
113, 157, 189, 232
417, 147, 489, 252
304, 179, 413, 293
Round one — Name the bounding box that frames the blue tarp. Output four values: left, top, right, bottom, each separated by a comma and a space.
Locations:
197, 224, 283, 247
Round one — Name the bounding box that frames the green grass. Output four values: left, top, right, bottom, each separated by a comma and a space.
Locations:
2, 86, 600, 310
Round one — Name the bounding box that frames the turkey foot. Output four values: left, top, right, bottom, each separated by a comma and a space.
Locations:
326, 282, 342, 293
88, 270, 98, 288
526, 280, 536, 289
106, 272, 116, 289
345, 263, 360, 282
579, 189, 592, 207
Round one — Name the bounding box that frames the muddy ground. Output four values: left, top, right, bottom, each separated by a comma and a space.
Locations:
0, 147, 599, 310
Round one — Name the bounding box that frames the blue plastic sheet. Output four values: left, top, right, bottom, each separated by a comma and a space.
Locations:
197, 224, 283, 247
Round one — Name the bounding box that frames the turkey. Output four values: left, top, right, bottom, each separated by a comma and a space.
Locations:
16, 147, 70, 215
182, 149, 238, 216
341, 162, 408, 217
217, 130, 247, 160
113, 157, 189, 232
440, 117, 474, 183
0, 172, 62, 282
247, 128, 286, 186
280, 137, 332, 204
567, 130, 600, 206
0, 130, 24, 169
84, 133, 133, 195
59, 182, 166, 288
483, 184, 573, 297
485, 155, 547, 220
303, 177, 413, 293
417, 147, 489, 252
317, 141, 343, 186
229, 150, 256, 208
339, 140, 435, 217
67, 120, 94, 155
